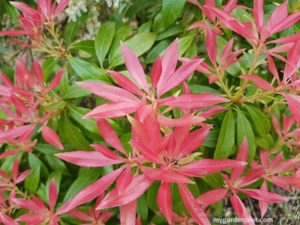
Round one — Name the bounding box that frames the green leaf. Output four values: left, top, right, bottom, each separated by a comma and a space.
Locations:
62, 84, 90, 100
179, 35, 195, 56
44, 154, 68, 172
43, 57, 58, 81
162, 0, 185, 27
68, 105, 98, 134
147, 181, 160, 212
245, 105, 271, 137
69, 57, 109, 82
214, 109, 235, 159
236, 108, 256, 162
61, 114, 91, 149
156, 25, 183, 41
63, 168, 101, 202
95, 22, 116, 67
137, 194, 148, 221
25, 166, 40, 193
64, 14, 88, 45
70, 40, 96, 55
145, 40, 171, 64
109, 32, 156, 68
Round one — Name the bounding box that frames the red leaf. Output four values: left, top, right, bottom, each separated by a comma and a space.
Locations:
178, 125, 211, 158
206, 28, 217, 64
178, 183, 210, 225
0, 125, 35, 143
49, 70, 64, 91
240, 189, 287, 203
0, 30, 29, 36
108, 70, 143, 96
157, 183, 173, 224
121, 43, 149, 93
240, 75, 273, 91
159, 93, 229, 109
54, 0, 69, 16
158, 59, 202, 96
97, 119, 126, 154
230, 194, 255, 225
253, 0, 264, 29
181, 159, 246, 177
41, 126, 63, 150
157, 114, 205, 127
197, 188, 228, 208
77, 81, 140, 103
0, 213, 19, 225
83, 102, 139, 119
150, 56, 162, 91
96, 174, 152, 209
156, 39, 179, 96
285, 94, 300, 125
49, 179, 58, 211
266, 1, 287, 32
57, 168, 124, 214
120, 200, 137, 225
55, 151, 123, 167
283, 41, 300, 80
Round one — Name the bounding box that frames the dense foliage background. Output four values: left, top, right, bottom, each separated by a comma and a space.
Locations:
0, 0, 300, 225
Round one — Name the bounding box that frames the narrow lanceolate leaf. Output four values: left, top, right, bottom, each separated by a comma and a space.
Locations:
236, 109, 256, 162
206, 28, 217, 64
97, 119, 126, 154
162, 0, 185, 27
157, 114, 205, 127
121, 44, 149, 93
157, 183, 173, 224
230, 194, 255, 225
240, 189, 287, 203
253, 0, 264, 29
0, 125, 35, 143
49, 179, 58, 211
77, 82, 140, 103
48, 70, 64, 91
83, 102, 139, 119
283, 40, 300, 80
55, 151, 124, 167
0, 213, 19, 225
42, 126, 63, 150
159, 93, 229, 109
97, 175, 152, 209
120, 200, 137, 225
57, 168, 124, 214
240, 75, 273, 91
178, 183, 210, 225
178, 125, 211, 157
95, 21, 116, 67
214, 109, 235, 159
180, 159, 246, 177
284, 94, 300, 125
158, 59, 202, 96
197, 188, 228, 208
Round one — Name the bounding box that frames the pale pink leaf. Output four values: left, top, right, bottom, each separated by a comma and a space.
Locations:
42, 126, 63, 150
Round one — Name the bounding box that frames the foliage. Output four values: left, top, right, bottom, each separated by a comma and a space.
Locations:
0, 0, 300, 224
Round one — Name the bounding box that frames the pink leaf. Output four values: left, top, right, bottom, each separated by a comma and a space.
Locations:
77, 81, 140, 103
271, 11, 300, 34
54, 0, 69, 16
97, 119, 126, 154
57, 168, 124, 214
156, 39, 179, 95
41, 126, 63, 150
12, 198, 46, 213
197, 188, 228, 208
0, 125, 35, 143
0, 213, 19, 225
178, 183, 210, 225
49, 179, 58, 211
0, 30, 29, 36
266, 1, 288, 32
83, 102, 139, 119
230, 194, 255, 225
283, 40, 300, 80
159, 93, 229, 109
108, 70, 143, 96
240, 75, 273, 90
120, 200, 137, 225
158, 59, 202, 96
157, 183, 173, 224
240, 189, 287, 203
32, 58, 44, 85
206, 28, 217, 64
96, 174, 152, 209
49, 70, 64, 91
178, 125, 211, 158
181, 159, 246, 177
157, 114, 205, 127
150, 56, 162, 91
285, 94, 300, 125
253, 0, 264, 29
121, 43, 149, 93
269, 32, 300, 44
55, 151, 123, 167
259, 182, 269, 217
116, 166, 133, 195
